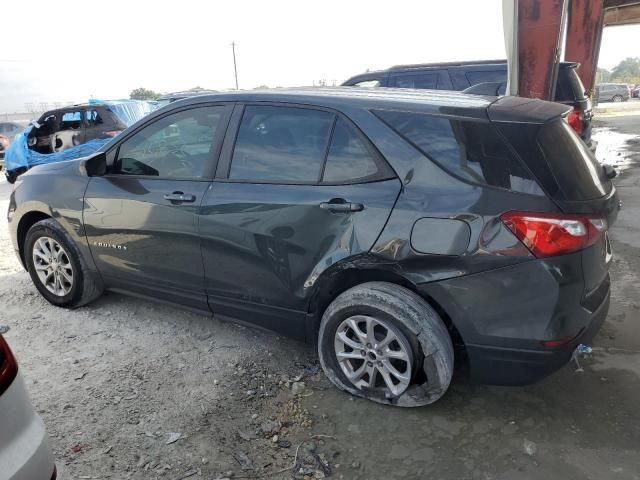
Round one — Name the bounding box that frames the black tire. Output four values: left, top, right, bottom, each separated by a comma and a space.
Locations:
24, 218, 102, 308
613, 95, 623, 103
318, 281, 454, 407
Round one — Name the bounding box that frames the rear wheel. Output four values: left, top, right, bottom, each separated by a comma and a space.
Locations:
25, 218, 102, 308
318, 282, 454, 407
613, 95, 623, 103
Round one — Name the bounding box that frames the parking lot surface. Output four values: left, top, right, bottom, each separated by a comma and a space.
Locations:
1, 114, 639, 480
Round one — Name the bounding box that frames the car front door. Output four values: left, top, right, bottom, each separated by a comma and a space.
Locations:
83, 104, 232, 311
199, 104, 401, 338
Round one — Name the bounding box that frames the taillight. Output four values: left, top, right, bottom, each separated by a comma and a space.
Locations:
501, 211, 607, 258
566, 109, 584, 135
0, 335, 18, 396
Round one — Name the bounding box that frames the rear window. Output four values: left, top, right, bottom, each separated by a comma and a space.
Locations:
554, 67, 587, 102
374, 110, 543, 195
537, 120, 609, 200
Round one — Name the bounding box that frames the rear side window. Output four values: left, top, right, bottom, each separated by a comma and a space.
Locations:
390, 73, 438, 89
537, 120, 609, 200
375, 110, 543, 195
85, 110, 104, 127
230, 106, 334, 182
229, 106, 390, 184
465, 70, 505, 86
322, 118, 379, 182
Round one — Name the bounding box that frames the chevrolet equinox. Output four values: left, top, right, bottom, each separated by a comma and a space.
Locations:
8, 88, 619, 407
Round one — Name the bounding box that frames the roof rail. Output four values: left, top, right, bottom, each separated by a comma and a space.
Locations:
389, 59, 507, 70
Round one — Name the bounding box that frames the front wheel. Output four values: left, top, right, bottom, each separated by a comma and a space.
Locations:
613, 95, 623, 103
25, 218, 102, 308
318, 282, 454, 407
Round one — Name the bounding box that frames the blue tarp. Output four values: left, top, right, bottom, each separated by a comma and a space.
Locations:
4, 99, 151, 174
88, 98, 155, 127
4, 125, 110, 172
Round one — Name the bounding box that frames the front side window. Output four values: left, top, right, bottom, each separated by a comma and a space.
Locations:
375, 110, 542, 195
114, 106, 223, 178
60, 111, 82, 130
229, 106, 334, 182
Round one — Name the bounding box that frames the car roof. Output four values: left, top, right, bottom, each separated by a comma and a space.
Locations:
157, 87, 569, 124
157, 90, 218, 101
170, 87, 492, 115
40, 104, 108, 117
349, 60, 578, 76
389, 59, 507, 71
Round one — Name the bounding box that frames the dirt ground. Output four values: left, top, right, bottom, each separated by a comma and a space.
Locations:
1, 115, 640, 480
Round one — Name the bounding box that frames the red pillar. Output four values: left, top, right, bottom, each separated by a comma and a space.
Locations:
517, 0, 567, 100
565, 0, 605, 93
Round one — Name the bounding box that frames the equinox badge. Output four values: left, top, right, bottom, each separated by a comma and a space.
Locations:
93, 241, 127, 251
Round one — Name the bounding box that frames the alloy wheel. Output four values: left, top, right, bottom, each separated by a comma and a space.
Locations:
333, 315, 413, 397
32, 236, 74, 297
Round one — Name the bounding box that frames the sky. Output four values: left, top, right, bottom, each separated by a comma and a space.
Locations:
0, 0, 638, 113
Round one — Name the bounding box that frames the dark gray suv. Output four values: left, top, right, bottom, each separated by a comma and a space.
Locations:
7, 88, 619, 407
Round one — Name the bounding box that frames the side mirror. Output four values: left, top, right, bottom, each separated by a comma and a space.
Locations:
81, 151, 107, 177
603, 164, 617, 180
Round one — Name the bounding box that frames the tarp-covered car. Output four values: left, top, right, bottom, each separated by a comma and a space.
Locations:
4, 100, 153, 183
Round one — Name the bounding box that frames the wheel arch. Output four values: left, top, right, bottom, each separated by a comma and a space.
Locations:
16, 210, 52, 267
305, 261, 464, 349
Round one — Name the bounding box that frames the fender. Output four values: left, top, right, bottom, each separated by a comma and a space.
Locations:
8, 164, 99, 275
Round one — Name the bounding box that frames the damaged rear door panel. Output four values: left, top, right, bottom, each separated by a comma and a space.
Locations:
199, 103, 401, 339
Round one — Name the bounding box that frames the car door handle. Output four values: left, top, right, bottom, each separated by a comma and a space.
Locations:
164, 192, 196, 203
319, 200, 364, 213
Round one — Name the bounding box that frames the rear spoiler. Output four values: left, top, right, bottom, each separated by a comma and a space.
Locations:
487, 96, 572, 124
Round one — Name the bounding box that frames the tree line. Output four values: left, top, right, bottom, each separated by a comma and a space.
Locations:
596, 57, 640, 85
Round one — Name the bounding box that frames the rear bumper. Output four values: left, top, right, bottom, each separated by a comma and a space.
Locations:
465, 290, 609, 385
419, 250, 611, 386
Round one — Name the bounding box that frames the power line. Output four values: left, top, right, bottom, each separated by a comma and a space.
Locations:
231, 41, 239, 90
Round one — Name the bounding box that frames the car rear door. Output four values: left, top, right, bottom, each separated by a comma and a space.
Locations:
199, 104, 401, 338
83, 103, 232, 311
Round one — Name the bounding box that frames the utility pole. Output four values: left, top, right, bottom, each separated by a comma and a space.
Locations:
231, 41, 239, 90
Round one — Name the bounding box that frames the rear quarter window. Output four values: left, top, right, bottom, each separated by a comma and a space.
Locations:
374, 110, 543, 195
537, 120, 609, 200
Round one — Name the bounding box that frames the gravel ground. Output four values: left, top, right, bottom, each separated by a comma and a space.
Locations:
1, 115, 640, 480
0, 177, 329, 479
